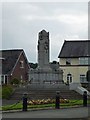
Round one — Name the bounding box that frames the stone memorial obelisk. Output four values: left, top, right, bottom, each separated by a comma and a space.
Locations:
29, 30, 63, 84
37, 30, 51, 71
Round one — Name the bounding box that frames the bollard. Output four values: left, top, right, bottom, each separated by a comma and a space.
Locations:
83, 91, 87, 107
22, 93, 28, 111
55, 91, 60, 109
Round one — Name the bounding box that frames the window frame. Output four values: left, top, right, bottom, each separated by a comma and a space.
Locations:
20, 61, 24, 68
79, 57, 89, 65
80, 74, 87, 83
67, 73, 72, 84
66, 58, 71, 65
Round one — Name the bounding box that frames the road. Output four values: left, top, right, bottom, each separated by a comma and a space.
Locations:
1, 107, 89, 119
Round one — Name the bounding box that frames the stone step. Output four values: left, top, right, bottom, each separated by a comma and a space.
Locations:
10, 89, 82, 100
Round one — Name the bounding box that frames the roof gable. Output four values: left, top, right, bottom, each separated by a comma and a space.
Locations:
0, 49, 23, 74
58, 40, 90, 58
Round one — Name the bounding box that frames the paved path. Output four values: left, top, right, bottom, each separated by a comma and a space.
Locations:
2, 99, 20, 106
2, 107, 89, 119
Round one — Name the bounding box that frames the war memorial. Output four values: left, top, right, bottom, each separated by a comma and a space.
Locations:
29, 30, 63, 85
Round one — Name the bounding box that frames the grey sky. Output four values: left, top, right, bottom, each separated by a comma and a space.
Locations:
2, 2, 88, 63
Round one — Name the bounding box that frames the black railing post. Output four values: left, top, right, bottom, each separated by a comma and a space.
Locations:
83, 91, 87, 107
22, 93, 28, 111
55, 91, 60, 109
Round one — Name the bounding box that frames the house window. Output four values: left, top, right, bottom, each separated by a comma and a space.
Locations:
66, 58, 71, 65
80, 74, 87, 83
88, 58, 90, 64
1, 75, 8, 84
20, 75, 23, 80
5, 76, 8, 84
67, 74, 72, 85
79, 58, 89, 65
20, 61, 24, 68
1, 75, 4, 84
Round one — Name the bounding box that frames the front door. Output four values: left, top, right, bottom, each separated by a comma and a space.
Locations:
67, 74, 72, 85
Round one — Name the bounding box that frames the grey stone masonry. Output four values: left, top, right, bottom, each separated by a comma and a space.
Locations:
29, 30, 63, 84
38, 30, 50, 69
30, 68, 63, 83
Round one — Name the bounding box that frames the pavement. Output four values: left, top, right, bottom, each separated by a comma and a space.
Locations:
1, 107, 90, 119
1, 99, 20, 106
0, 99, 90, 119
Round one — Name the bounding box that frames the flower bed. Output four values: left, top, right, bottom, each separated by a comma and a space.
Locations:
27, 98, 69, 105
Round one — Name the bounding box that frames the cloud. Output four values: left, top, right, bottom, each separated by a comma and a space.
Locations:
2, 0, 89, 2
23, 14, 87, 24
2, 2, 88, 62
57, 14, 87, 24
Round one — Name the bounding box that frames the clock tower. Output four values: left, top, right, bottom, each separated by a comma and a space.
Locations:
37, 30, 50, 69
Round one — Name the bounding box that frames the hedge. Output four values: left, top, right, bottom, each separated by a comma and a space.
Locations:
2, 85, 13, 99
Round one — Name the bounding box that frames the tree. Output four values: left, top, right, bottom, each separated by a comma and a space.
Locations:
29, 63, 38, 69
51, 61, 57, 64
11, 78, 20, 85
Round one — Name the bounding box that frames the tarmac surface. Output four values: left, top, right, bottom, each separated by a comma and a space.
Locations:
1, 107, 89, 119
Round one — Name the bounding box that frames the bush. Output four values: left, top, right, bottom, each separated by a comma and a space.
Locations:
2, 85, 13, 99
11, 78, 20, 85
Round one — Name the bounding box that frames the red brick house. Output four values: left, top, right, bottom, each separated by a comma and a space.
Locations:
0, 49, 30, 85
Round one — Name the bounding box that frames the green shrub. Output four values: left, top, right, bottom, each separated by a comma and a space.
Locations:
2, 85, 13, 99
11, 78, 20, 85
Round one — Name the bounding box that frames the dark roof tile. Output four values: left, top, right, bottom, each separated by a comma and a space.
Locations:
0, 49, 23, 74
58, 40, 90, 58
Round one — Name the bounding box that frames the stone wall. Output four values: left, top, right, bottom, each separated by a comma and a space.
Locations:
27, 82, 67, 90
29, 68, 63, 83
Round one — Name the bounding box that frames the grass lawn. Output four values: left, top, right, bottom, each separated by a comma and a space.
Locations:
1, 99, 90, 111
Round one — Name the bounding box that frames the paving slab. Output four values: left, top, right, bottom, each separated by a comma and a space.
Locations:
1, 107, 89, 119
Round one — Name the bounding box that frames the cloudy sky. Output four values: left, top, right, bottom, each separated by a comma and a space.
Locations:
2, 2, 88, 63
